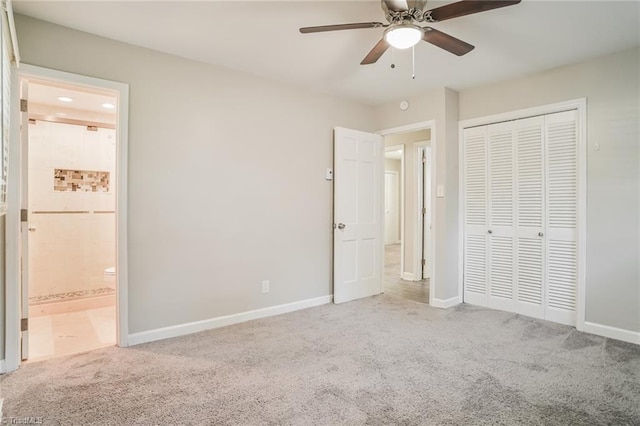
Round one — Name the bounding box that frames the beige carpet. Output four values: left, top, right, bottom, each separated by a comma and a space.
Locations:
1, 295, 639, 425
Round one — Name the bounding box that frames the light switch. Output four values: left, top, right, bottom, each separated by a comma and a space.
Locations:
325, 168, 333, 180
436, 184, 445, 198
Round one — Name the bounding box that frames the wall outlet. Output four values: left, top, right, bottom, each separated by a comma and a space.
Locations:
261, 280, 270, 294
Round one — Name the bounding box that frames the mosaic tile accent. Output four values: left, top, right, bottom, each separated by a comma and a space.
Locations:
29, 287, 115, 305
54, 169, 110, 192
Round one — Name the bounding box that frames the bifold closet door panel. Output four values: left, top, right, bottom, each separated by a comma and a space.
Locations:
487, 122, 516, 312
514, 116, 545, 319
544, 110, 578, 326
463, 126, 488, 306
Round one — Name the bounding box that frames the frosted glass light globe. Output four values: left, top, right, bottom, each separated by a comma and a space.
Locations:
384, 25, 423, 50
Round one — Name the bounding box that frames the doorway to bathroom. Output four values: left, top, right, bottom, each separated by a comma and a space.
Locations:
21, 77, 118, 362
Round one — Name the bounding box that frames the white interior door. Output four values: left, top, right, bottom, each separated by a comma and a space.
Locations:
544, 110, 578, 326
334, 127, 383, 304
487, 122, 515, 312
515, 116, 545, 319
462, 110, 579, 327
462, 126, 488, 306
384, 171, 399, 244
19, 79, 29, 360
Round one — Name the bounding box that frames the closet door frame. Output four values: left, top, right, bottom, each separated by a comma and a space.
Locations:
458, 98, 587, 331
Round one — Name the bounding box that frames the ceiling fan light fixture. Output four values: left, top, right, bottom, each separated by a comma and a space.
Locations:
384, 25, 423, 50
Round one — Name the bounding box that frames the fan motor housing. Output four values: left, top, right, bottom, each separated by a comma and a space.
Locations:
381, 0, 428, 14
382, 0, 436, 24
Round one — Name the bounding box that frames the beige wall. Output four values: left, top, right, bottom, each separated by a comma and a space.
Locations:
13, 15, 376, 334
384, 158, 401, 174
3, 16, 638, 364
459, 47, 640, 332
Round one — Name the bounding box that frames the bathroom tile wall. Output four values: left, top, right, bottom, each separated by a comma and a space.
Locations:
28, 120, 116, 299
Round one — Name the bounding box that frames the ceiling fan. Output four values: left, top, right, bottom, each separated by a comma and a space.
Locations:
300, 0, 521, 65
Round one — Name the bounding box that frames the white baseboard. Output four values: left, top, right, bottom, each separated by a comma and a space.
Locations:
431, 295, 462, 309
401, 272, 415, 281
128, 295, 332, 346
583, 321, 640, 345
0, 359, 5, 374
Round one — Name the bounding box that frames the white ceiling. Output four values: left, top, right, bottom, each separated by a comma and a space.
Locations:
13, 1, 640, 105
29, 82, 117, 113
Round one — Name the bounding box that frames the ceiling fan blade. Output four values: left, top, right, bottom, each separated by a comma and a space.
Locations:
423, 27, 474, 56
361, 39, 390, 65
299, 22, 385, 34
426, 0, 521, 22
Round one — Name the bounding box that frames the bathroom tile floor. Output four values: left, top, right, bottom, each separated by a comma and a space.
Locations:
26, 305, 116, 363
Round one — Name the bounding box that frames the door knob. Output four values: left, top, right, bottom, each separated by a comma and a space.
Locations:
487, 229, 493, 234
337, 223, 346, 230
28, 225, 36, 232
538, 232, 544, 237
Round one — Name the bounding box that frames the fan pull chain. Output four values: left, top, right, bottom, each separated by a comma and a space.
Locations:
391, 48, 396, 69
412, 46, 416, 79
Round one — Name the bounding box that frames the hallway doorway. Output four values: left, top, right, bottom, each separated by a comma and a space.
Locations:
382, 130, 432, 304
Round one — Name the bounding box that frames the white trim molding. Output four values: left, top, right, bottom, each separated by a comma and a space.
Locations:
377, 120, 434, 136
4, 0, 20, 65
583, 322, 640, 345
431, 296, 462, 309
401, 272, 415, 281
128, 295, 332, 346
0, 359, 5, 374
458, 99, 587, 130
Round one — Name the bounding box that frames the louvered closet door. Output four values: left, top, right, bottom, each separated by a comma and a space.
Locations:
463, 126, 488, 306
544, 110, 578, 325
487, 122, 515, 311
514, 116, 545, 319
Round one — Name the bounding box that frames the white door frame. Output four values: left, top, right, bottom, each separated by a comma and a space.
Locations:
378, 120, 436, 305
458, 98, 587, 331
5, 64, 130, 372
384, 144, 405, 274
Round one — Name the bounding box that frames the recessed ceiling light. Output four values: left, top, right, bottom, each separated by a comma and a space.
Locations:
57, 96, 73, 103
102, 102, 115, 109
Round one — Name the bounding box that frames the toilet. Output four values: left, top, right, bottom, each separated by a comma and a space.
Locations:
104, 266, 116, 289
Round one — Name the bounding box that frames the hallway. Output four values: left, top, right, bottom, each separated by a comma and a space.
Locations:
383, 243, 429, 304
